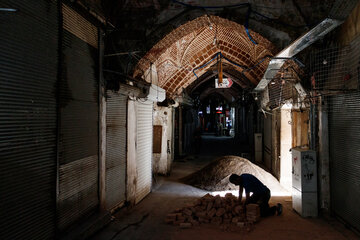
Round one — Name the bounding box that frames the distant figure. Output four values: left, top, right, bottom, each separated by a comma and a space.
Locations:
216, 122, 223, 136
206, 121, 211, 132
229, 173, 282, 217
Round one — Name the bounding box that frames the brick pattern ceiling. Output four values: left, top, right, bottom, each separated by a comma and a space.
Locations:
133, 15, 276, 96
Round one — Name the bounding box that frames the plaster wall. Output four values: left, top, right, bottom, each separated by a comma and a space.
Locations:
153, 105, 173, 175
127, 99, 137, 205
280, 103, 292, 191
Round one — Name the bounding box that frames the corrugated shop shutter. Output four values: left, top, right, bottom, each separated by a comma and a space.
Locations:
329, 93, 360, 232
0, 1, 58, 239
135, 100, 153, 203
106, 91, 127, 210
57, 4, 99, 231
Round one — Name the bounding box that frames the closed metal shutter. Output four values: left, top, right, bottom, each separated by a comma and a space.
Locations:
0, 1, 58, 239
329, 93, 360, 232
58, 4, 99, 231
136, 100, 153, 203
106, 91, 127, 210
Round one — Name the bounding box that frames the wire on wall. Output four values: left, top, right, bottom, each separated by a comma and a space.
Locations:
245, 6, 257, 45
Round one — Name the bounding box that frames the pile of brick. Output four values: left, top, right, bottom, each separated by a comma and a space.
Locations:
165, 193, 260, 229
246, 204, 261, 222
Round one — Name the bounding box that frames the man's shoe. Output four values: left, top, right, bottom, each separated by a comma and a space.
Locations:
277, 203, 283, 215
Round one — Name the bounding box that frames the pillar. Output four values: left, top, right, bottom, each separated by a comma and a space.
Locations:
280, 102, 293, 191
318, 97, 330, 212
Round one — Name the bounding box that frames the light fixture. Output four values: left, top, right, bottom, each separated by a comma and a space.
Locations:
218, 56, 223, 84
323, 59, 328, 65
0, 8, 17, 12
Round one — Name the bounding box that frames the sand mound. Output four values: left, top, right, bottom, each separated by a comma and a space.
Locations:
181, 155, 286, 193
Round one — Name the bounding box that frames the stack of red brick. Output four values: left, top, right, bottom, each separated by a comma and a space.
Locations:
246, 203, 261, 222
165, 193, 260, 229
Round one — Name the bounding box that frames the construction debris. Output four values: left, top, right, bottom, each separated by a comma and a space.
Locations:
165, 193, 260, 231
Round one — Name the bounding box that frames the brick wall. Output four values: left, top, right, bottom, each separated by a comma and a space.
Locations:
133, 15, 276, 96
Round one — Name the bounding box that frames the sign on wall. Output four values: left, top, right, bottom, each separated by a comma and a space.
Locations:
215, 78, 233, 88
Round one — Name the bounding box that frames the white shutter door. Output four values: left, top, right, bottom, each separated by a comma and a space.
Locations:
106, 91, 127, 210
136, 100, 153, 203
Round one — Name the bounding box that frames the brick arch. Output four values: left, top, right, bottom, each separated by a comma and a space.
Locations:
133, 15, 276, 96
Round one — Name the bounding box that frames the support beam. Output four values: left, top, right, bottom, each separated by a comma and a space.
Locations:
178, 106, 183, 156
318, 97, 330, 212
99, 29, 106, 210
127, 100, 137, 205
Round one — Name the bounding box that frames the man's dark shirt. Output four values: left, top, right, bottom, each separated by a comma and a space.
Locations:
240, 174, 268, 194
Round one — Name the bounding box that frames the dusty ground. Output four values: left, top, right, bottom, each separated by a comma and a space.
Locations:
90, 153, 358, 240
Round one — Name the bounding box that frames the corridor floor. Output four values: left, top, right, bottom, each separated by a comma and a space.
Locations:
90, 151, 358, 239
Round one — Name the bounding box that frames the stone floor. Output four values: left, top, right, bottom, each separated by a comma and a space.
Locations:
89, 154, 358, 240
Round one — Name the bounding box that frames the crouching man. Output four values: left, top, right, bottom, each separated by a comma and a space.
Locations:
229, 173, 282, 217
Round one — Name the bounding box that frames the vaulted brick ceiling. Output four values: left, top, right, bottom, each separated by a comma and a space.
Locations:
133, 15, 276, 96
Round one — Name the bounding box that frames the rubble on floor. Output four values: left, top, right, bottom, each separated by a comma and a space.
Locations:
165, 193, 260, 231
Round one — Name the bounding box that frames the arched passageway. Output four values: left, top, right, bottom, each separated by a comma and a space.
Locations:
3, 1, 360, 239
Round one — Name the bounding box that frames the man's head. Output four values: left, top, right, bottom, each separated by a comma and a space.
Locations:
229, 174, 242, 185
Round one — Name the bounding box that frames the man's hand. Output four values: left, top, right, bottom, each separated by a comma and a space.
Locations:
238, 185, 243, 203
244, 192, 250, 206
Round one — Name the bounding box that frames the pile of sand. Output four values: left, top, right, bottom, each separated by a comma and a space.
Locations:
181, 155, 286, 194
